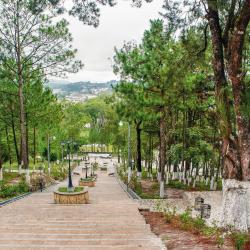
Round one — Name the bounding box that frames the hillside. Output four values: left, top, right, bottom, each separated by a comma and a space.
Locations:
46, 80, 118, 102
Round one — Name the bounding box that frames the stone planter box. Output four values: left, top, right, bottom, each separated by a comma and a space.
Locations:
79, 179, 96, 187
100, 167, 107, 172
54, 188, 89, 204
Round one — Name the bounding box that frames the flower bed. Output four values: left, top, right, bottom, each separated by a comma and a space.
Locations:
54, 186, 89, 204
100, 166, 108, 172
79, 177, 96, 187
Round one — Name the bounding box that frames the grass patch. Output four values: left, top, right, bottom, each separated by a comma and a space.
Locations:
0, 179, 29, 200
58, 186, 84, 193
80, 177, 95, 181
3, 172, 21, 183
167, 179, 222, 191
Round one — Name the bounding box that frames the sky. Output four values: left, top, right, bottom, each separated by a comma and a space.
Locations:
59, 0, 164, 83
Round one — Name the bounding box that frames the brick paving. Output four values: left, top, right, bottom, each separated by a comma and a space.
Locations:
0, 163, 165, 250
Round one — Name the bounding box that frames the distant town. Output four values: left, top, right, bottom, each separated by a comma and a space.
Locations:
46, 80, 118, 102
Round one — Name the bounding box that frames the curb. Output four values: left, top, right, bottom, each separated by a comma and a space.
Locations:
0, 181, 60, 207
115, 174, 142, 200
0, 192, 32, 207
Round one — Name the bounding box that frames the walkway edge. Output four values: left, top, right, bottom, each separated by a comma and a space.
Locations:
115, 174, 142, 200
0, 192, 32, 207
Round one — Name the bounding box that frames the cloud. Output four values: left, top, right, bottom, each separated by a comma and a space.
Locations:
60, 0, 164, 82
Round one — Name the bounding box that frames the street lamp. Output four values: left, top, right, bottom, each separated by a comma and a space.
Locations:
61, 142, 65, 164
48, 135, 56, 176
85, 162, 88, 178
73, 142, 79, 165
61, 140, 74, 192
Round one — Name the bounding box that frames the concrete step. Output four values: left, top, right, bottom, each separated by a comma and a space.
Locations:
0, 228, 153, 235
0, 244, 162, 250
0, 238, 163, 246
0, 168, 165, 250
0, 233, 159, 240
0, 223, 150, 229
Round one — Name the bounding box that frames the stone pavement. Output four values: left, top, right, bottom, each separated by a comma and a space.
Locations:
0, 162, 165, 250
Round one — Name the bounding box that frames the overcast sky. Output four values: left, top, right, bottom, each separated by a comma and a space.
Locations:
60, 0, 164, 83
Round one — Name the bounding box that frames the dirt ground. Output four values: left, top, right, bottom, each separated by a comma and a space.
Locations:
140, 210, 235, 250
141, 179, 184, 199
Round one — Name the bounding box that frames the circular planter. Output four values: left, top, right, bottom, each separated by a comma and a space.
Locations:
79, 179, 96, 187
54, 188, 89, 204
100, 167, 107, 172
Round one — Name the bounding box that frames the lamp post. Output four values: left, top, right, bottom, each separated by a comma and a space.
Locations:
48, 135, 56, 176
67, 141, 74, 192
61, 140, 74, 192
61, 142, 66, 173
85, 161, 89, 179
61, 143, 65, 164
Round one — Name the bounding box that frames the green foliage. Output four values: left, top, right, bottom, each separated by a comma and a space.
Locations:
231, 232, 249, 250
164, 206, 177, 223
2, 172, 20, 183
80, 177, 95, 181
58, 186, 83, 193
50, 165, 67, 181
0, 180, 29, 199
167, 180, 187, 189
180, 208, 192, 225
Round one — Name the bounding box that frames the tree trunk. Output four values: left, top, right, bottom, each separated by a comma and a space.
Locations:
228, 2, 250, 181
16, 5, 28, 170
11, 108, 20, 165
135, 121, 142, 177
33, 126, 36, 165
117, 146, 120, 163
150, 135, 153, 176
5, 126, 12, 167
206, 1, 237, 179
159, 105, 167, 198
206, 0, 250, 230
0, 136, 2, 181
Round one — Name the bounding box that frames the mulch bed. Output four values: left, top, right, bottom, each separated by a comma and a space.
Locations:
140, 210, 235, 250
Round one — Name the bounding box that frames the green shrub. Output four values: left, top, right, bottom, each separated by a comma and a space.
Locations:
17, 181, 29, 193
193, 217, 206, 230
164, 207, 176, 223
141, 170, 148, 179
92, 162, 98, 170
58, 186, 83, 193
151, 182, 159, 190
168, 180, 187, 189
152, 172, 157, 180
231, 232, 249, 250
51, 165, 67, 181
180, 209, 192, 224
0, 180, 29, 199
80, 177, 95, 181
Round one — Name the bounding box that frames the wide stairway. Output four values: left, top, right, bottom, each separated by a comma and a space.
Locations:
0, 165, 165, 250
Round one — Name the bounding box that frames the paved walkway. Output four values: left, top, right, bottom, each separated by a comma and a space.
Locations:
0, 163, 165, 250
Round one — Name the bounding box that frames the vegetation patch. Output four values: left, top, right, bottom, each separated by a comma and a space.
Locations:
167, 179, 222, 191
80, 177, 95, 182
0, 179, 29, 200
3, 172, 21, 184
58, 186, 84, 193
150, 203, 250, 250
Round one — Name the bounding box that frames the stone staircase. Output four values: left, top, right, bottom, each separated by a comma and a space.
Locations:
0, 167, 165, 250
